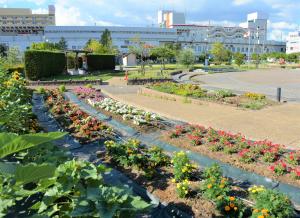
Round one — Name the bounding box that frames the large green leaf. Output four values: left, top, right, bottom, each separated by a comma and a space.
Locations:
0, 132, 66, 158
15, 163, 56, 185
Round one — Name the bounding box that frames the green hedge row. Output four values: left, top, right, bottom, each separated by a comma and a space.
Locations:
86, 54, 115, 71
25, 50, 66, 80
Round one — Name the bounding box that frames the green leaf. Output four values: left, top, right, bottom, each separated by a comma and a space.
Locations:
0, 132, 66, 158
15, 163, 56, 185
0, 162, 17, 175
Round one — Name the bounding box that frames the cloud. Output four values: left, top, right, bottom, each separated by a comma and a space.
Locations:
55, 1, 86, 26
233, 0, 253, 6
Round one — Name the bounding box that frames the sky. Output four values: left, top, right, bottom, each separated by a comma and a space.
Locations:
0, 0, 299, 41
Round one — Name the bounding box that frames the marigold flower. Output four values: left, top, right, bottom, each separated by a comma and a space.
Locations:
207, 184, 212, 189
224, 206, 230, 211
261, 209, 269, 214
234, 207, 238, 211
230, 203, 235, 208
229, 196, 235, 201
258, 216, 265, 218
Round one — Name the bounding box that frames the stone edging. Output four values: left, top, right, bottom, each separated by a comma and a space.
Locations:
28, 79, 103, 86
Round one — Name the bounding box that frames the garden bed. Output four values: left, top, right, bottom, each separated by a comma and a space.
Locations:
73, 87, 167, 133
44, 89, 114, 144
127, 78, 175, 85
28, 79, 103, 86
146, 82, 278, 110
160, 124, 300, 188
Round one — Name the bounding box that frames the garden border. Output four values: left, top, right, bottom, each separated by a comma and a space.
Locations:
28, 79, 103, 86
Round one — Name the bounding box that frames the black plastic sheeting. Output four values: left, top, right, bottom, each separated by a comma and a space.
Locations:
64, 92, 300, 207
33, 93, 194, 218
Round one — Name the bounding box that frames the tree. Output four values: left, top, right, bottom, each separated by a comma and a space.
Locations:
251, 53, 260, 68
234, 52, 245, 67
129, 36, 151, 75
176, 48, 195, 69
84, 39, 108, 54
210, 42, 231, 64
150, 45, 175, 69
30, 42, 59, 51
100, 29, 113, 49
57, 37, 68, 51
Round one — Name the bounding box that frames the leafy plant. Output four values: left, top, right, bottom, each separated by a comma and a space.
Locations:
175, 179, 189, 198
251, 189, 294, 218
58, 85, 66, 93
215, 196, 245, 218
172, 151, 196, 182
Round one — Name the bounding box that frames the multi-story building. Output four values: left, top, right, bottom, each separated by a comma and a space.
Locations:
0, 6, 285, 56
158, 10, 186, 28
0, 5, 55, 35
168, 12, 285, 56
286, 31, 300, 54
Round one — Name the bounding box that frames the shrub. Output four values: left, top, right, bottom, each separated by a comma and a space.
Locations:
216, 196, 245, 218
251, 189, 294, 218
58, 85, 66, 93
214, 89, 235, 98
85, 83, 93, 88
36, 87, 46, 94
66, 53, 76, 69
25, 50, 66, 80
86, 54, 115, 71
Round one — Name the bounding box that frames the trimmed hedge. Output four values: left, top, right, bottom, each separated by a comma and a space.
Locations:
25, 50, 66, 80
86, 54, 115, 71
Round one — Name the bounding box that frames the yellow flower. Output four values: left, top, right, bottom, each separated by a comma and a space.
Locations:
258, 216, 265, 218
217, 196, 223, 200
207, 184, 212, 189
185, 190, 188, 194
261, 209, 269, 214
229, 196, 235, 201
219, 184, 225, 188
224, 206, 231, 211
234, 207, 238, 211
230, 203, 235, 208
252, 190, 257, 193
171, 179, 176, 183
177, 183, 181, 188
253, 209, 259, 213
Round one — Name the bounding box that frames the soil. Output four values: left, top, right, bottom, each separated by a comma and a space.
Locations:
160, 132, 300, 188
99, 152, 219, 218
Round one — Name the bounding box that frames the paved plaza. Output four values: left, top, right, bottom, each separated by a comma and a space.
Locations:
192, 68, 300, 102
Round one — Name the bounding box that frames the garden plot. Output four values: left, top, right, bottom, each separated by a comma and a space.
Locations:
162, 125, 300, 188
73, 86, 168, 132
148, 82, 278, 110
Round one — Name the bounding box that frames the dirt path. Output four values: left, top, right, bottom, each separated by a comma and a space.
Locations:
100, 85, 300, 149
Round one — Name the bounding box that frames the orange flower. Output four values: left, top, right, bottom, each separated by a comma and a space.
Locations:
230, 203, 235, 208
258, 216, 264, 218
229, 196, 235, 201
224, 206, 230, 211
207, 184, 212, 189
261, 209, 269, 214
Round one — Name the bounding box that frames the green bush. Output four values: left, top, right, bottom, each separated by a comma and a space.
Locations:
25, 50, 66, 80
66, 53, 76, 69
36, 87, 46, 94
58, 85, 66, 93
86, 54, 115, 71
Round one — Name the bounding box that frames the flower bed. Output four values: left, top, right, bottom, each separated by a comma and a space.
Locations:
73, 87, 166, 132
162, 124, 300, 187
99, 139, 295, 217
148, 82, 277, 110
45, 89, 113, 144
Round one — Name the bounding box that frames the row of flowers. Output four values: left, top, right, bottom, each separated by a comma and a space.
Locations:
169, 124, 300, 180
73, 86, 164, 127
45, 89, 113, 144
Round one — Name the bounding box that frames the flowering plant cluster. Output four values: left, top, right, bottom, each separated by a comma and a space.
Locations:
105, 139, 170, 178
244, 92, 266, 100
0, 69, 39, 134
73, 86, 103, 100
168, 124, 300, 180
171, 151, 197, 198
87, 97, 162, 127
215, 196, 245, 218
45, 89, 112, 144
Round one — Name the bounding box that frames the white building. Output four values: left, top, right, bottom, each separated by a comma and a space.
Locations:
286, 31, 300, 54
0, 6, 285, 57
168, 12, 285, 56
0, 5, 55, 35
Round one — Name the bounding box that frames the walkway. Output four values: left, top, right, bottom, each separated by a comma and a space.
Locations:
101, 83, 300, 149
